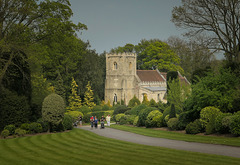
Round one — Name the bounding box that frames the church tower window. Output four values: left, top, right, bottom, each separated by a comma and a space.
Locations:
114, 62, 118, 69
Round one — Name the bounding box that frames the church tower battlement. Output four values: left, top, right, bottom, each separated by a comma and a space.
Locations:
106, 53, 136, 76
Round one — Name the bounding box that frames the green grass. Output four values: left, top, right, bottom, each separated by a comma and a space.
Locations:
0, 129, 240, 165
109, 125, 240, 147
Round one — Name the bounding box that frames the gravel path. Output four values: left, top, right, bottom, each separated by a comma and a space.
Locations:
78, 125, 240, 158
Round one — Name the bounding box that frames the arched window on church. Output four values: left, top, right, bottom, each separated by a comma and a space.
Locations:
114, 62, 117, 70
114, 94, 117, 103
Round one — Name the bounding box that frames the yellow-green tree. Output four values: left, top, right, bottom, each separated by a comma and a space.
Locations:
67, 77, 82, 111
142, 94, 150, 105
84, 81, 96, 108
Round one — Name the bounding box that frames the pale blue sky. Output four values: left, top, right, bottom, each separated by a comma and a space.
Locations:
69, 0, 183, 54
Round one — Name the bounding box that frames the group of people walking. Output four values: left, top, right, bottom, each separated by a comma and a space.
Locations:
90, 114, 111, 129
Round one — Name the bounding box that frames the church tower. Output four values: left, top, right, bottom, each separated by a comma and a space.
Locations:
105, 53, 137, 105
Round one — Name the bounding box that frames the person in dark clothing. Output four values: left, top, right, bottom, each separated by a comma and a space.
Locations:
94, 116, 98, 128
78, 115, 82, 127
100, 116, 105, 129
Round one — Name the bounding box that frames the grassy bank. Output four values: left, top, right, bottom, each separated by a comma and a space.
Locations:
0, 128, 239, 165
109, 125, 240, 147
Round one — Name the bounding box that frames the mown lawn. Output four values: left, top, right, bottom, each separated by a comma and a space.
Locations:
110, 125, 240, 147
0, 128, 239, 165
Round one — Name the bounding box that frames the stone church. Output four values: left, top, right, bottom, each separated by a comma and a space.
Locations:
104, 53, 190, 105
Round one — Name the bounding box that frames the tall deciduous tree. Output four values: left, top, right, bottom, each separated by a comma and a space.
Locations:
84, 81, 96, 109
167, 36, 216, 80
136, 40, 183, 73
172, 0, 240, 63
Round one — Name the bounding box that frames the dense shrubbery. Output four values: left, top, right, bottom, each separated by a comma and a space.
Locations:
102, 104, 110, 111
214, 113, 232, 134
63, 114, 73, 130
78, 106, 91, 115
0, 89, 31, 131
126, 115, 136, 125
133, 116, 139, 126
229, 112, 240, 136
185, 68, 240, 114
138, 107, 157, 126
1, 129, 9, 138
200, 106, 221, 127
29, 122, 42, 133
4, 125, 16, 135
15, 128, 26, 137
185, 119, 204, 134
167, 118, 179, 130
128, 95, 141, 108
20, 123, 30, 132
145, 110, 162, 128
92, 105, 102, 112
115, 114, 126, 123
177, 109, 199, 130
113, 105, 129, 115
128, 104, 147, 115
37, 118, 48, 132
65, 111, 83, 122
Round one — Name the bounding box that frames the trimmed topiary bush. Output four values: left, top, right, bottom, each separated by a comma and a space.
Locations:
20, 123, 30, 132
153, 115, 164, 127
200, 106, 221, 128
119, 117, 127, 125
214, 113, 232, 134
29, 122, 42, 133
1, 129, 9, 139
185, 119, 204, 134
15, 128, 26, 137
167, 118, 179, 130
42, 93, 65, 132
4, 125, 16, 135
145, 110, 162, 128
126, 115, 136, 125
63, 114, 73, 130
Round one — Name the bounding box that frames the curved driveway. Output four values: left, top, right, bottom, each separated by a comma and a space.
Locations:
79, 126, 240, 158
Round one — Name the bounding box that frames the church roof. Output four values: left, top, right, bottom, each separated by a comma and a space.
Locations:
137, 70, 165, 82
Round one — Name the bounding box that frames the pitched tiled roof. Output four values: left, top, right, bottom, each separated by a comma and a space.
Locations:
137, 70, 165, 82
